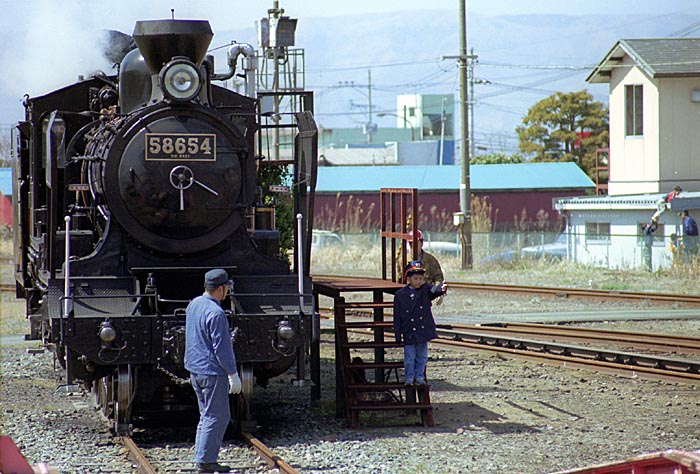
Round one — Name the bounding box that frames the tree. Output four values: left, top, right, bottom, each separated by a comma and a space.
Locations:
471, 152, 524, 165
516, 90, 608, 180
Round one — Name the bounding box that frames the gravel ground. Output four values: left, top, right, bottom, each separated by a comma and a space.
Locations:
3, 245, 700, 473
3, 292, 700, 474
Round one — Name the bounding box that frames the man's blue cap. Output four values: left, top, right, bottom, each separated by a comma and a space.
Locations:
205, 269, 233, 289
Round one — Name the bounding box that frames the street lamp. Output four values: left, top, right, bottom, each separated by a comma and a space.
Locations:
377, 112, 415, 141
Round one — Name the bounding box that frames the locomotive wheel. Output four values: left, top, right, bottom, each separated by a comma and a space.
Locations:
115, 365, 134, 433
230, 364, 255, 433
93, 375, 114, 418
241, 364, 254, 402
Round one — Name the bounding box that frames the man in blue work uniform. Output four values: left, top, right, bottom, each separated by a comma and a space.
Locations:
680, 210, 699, 259
185, 269, 242, 474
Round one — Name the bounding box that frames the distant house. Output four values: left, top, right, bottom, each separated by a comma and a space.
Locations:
318, 93, 457, 167
0, 168, 12, 227
554, 192, 700, 270
315, 163, 594, 231
555, 38, 700, 270
587, 38, 700, 195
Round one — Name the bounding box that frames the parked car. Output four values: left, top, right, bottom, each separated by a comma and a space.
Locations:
422, 240, 461, 257
311, 230, 343, 251
520, 233, 568, 260
480, 233, 568, 264
479, 249, 518, 264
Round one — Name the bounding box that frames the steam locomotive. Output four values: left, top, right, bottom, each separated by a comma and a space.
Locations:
12, 18, 318, 433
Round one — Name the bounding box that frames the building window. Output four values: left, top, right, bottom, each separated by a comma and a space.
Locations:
408, 107, 415, 117
625, 84, 643, 136
585, 222, 610, 242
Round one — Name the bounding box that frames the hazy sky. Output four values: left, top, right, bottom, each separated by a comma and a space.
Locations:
2, 0, 700, 132
4, 0, 700, 31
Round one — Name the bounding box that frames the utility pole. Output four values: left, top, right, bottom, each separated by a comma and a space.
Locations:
441, 1, 473, 269
458, 0, 472, 269
367, 69, 374, 144
439, 97, 446, 165
468, 47, 477, 159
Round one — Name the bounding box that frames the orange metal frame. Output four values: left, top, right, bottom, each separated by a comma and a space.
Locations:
379, 188, 419, 282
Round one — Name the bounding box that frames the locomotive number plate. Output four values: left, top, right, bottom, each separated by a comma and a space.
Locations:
145, 133, 216, 161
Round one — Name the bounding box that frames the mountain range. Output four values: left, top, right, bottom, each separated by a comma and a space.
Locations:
2, 9, 699, 155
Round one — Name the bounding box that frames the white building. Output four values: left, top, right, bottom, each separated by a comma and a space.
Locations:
555, 39, 700, 270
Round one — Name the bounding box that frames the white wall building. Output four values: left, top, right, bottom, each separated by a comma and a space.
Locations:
554, 193, 700, 271
555, 38, 700, 270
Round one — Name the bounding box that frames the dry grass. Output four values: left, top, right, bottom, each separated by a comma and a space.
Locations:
310, 239, 700, 295
3, 235, 699, 337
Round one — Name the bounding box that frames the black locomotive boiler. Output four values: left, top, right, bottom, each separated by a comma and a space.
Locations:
12, 19, 318, 433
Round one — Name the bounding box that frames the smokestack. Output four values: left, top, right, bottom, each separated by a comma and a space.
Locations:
132, 19, 213, 74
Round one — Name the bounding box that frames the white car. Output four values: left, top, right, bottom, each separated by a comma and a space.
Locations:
311, 230, 343, 251
422, 240, 461, 257
520, 233, 568, 260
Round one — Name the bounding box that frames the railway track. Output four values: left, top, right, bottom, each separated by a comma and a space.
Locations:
343, 320, 700, 384
123, 432, 298, 474
447, 281, 700, 306
312, 273, 700, 306
441, 321, 700, 355
433, 331, 700, 384
5, 272, 700, 306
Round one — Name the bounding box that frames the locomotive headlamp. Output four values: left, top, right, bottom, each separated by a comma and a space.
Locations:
276, 319, 295, 341
98, 321, 116, 344
160, 59, 202, 101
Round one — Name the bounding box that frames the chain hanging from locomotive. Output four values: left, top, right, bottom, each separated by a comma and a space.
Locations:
12, 19, 318, 433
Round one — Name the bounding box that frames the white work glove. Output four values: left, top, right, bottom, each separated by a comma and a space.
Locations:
228, 373, 242, 394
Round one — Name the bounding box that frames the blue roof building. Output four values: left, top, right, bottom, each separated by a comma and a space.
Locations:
317, 163, 593, 192
314, 163, 594, 231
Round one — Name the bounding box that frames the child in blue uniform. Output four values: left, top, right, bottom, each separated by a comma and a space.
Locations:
393, 260, 447, 386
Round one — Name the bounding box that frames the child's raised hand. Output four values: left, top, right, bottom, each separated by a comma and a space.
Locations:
441, 281, 448, 293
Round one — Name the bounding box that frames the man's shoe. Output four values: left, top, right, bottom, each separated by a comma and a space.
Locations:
197, 462, 231, 473
415, 378, 427, 387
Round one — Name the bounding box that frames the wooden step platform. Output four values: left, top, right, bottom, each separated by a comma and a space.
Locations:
313, 275, 435, 428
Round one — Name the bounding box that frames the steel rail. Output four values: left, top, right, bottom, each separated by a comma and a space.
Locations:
445, 281, 700, 305
442, 322, 700, 354
432, 329, 700, 384
122, 436, 157, 474
345, 325, 700, 384
122, 432, 297, 474
243, 432, 299, 474
312, 274, 700, 306
434, 337, 700, 384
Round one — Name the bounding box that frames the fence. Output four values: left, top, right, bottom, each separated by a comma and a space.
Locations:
315, 230, 687, 272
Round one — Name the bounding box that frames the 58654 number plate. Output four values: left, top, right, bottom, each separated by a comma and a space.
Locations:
145, 133, 216, 161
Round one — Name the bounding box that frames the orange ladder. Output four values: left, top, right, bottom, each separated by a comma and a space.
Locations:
335, 297, 434, 428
